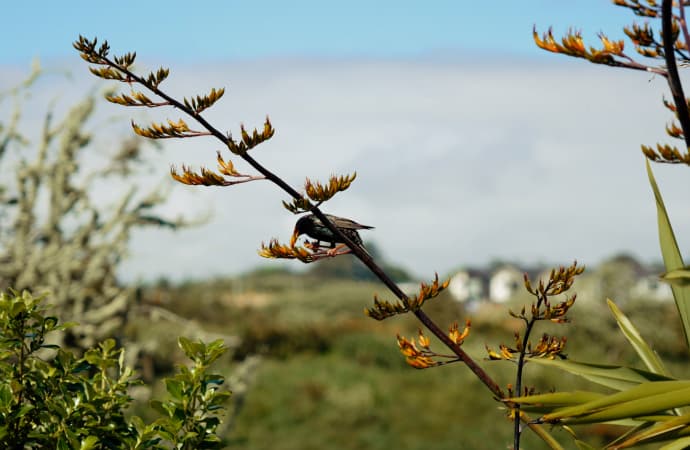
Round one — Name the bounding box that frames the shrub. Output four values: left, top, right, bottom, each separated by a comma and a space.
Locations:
0, 289, 229, 449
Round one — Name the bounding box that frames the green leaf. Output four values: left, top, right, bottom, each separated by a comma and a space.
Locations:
613, 413, 690, 448
646, 159, 690, 348
100, 338, 116, 353
178, 336, 204, 359
149, 400, 168, 417
660, 436, 690, 450
57, 436, 71, 450
661, 268, 690, 287
528, 358, 673, 391
79, 436, 99, 450
510, 391, 605, 416
16, 403, 34, 418
204, 374, 225, 387
0, 384, 12, 408
9, 299, 26, 318
542, 380, 690, 423
607, 299, 669, 377
574, 440, 598, 450
165, 379, 184, 401
509, 390, 605, 407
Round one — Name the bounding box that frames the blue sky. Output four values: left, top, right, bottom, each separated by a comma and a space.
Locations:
4, 2, 688, 281
5, 1, 635, 63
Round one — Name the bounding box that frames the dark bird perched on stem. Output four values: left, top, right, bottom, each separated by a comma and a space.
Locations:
290, 213, 373, 255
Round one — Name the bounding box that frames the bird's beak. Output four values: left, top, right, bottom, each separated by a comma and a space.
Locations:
290, 228, 300, 247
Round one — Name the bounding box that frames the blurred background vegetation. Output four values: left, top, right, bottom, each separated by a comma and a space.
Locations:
132, 257, 687, 450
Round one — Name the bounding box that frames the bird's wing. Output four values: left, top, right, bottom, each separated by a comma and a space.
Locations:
327, 215, 374, 230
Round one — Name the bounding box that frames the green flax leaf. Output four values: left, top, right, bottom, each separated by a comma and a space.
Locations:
646, 159, 690, 348
528, 358, 673, 391
607, 298, 669, 377
614, 413, 690, 448
660, 436, 690, 450
541, 381, 690, 423
661, 268, 690, 287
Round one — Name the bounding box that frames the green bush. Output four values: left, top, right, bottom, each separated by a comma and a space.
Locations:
0, 289, 230, 449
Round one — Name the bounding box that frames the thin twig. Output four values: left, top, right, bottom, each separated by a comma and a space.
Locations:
512, 280, 553, 450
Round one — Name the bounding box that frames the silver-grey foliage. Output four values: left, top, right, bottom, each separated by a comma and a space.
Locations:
0, 68, 183, 349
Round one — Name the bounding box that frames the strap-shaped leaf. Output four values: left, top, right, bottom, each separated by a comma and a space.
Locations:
613, 413, 690, 448
607, 299, 669, 377
646, 159, 690, 348
660, 436, 690, 450
509, 390, 605, 407
541, 381, 690, 423
661, 268, 690, 287
528, 358, 673, 391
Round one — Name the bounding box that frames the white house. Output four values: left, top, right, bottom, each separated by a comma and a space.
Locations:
448, 269, 487, 303
488, 265, 524, 303
631, 275, 673, 302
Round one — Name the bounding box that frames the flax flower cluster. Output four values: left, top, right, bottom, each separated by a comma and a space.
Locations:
397, 321, 471, 369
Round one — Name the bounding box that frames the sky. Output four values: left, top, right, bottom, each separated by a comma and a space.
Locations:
3, 1, 690, 282
5, 2, 635, 63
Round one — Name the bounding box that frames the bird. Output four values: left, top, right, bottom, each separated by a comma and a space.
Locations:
290, 213, 373, 254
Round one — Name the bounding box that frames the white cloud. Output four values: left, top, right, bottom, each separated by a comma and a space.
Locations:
3, 57, 689, 282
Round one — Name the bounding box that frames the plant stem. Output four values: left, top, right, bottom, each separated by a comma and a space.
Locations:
662, 0, 690, 147
513, 317, 536, 449
512, 281, 553, 449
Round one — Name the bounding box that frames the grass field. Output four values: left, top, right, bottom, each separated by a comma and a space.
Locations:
140, 268, 690, 449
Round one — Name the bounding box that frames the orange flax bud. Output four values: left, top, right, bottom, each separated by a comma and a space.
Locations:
457, 319, 471, 342
599, 34, 625, 55
486, 345, 504, 360
417, 329, 430, 348
666, 122, 684, 138
263, 116, 275, 139
448, 321, 460, 344
499, 344, 515, 360
533, 27, 560, 53
216, 151, 239, 176
562, 30, 586, 56
406, 356, 435, 369
397, 334, 421, 357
